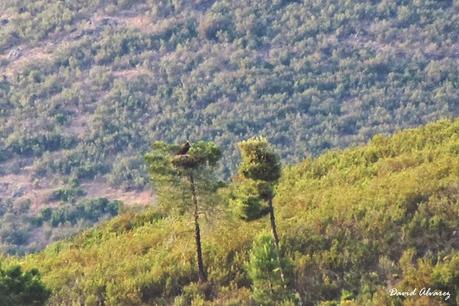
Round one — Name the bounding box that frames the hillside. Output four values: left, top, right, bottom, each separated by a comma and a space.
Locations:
6, 118, 458, 305
1, 0, 458, 207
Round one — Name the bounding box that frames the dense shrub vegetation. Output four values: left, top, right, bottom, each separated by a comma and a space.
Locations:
0, 197, 123, 255
0, 0, 458, 200
10, 118, 458, 305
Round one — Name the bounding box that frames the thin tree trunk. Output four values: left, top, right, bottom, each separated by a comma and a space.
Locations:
189, 173, 207, 283
268, 196, 285, 284
268, 197, 280, 250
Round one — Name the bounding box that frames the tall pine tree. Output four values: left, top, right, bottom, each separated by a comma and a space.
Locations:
145, 140, 222, 283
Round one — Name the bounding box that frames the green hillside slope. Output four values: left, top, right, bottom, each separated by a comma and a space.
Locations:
1, 1, 458, 206
9, 118, 459, 305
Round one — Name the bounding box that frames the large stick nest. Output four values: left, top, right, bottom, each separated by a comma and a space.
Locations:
171, 154, 206, 169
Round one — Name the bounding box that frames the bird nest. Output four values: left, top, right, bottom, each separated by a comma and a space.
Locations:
171, 154, 205, 169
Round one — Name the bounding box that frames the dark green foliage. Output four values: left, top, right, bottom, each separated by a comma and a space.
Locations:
145, 140, 222, 206
0, 196, 123, 255
144, 141, 180, 178
0, 264, 50, 306
108, 156, 148, 191
5, 133, 77, 157
171, 141, 222, 170
238, 137, 282, 182
229, 178, 274, 220
48, 186, 86, 203
230, 179, 268, 220
144, 142, 189, 212
37, 198, 122, 227
234, 137, 282, 243
247, 233, 297, 305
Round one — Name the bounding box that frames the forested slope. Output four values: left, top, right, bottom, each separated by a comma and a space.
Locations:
1, 1, 458, 253
8, 118, 459, 305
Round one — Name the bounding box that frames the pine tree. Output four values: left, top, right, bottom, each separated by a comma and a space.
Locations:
233, 136, 290, 292
145, 140, 222, 283
236, 136, 282, 252
247, 233, 297, 306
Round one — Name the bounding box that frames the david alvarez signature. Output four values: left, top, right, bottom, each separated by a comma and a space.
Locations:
389, 288, 451, 301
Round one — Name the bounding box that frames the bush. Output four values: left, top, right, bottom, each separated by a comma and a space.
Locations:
48, 187, 86, 203
0, 264, 50, 306
247, 233, 297, 305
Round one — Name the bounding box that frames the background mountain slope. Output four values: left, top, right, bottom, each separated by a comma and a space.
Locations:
0, 1, 458, 253
10, 118, 459, 305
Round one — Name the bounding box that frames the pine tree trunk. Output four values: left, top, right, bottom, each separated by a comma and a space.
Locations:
189, 173, 207, 283
268, 196, 285, 284
268, 197, 280, 250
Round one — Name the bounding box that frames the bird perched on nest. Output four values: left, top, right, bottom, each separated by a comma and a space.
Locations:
176, 141, 191, 155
